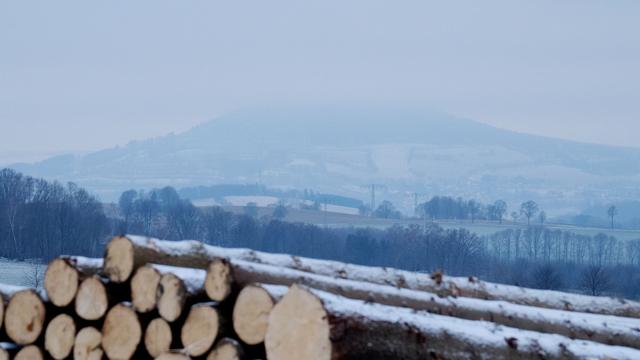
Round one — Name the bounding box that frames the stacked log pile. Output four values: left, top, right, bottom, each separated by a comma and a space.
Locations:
1, 235, 640, 359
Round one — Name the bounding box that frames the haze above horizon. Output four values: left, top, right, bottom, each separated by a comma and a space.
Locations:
1, 0, 639, 163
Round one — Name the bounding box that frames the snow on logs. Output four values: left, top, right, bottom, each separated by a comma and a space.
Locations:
4, 234, 640, 359
265, 284, 640, 360
112, 234, 640, 318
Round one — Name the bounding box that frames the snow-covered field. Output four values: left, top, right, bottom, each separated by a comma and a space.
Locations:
0, 258, 45, 288
224, 195, 280, 207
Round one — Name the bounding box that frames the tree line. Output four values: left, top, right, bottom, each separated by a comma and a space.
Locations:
1, 168, 638, 299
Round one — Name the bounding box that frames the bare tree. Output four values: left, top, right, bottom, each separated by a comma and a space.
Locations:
520, 200, 539, 226
510, 211, 519, 223
539, 211, 547, 225
493, 200, 507, 224
607, 205, 618, 229
580, 265, 611, 296
531, 264, 563, 290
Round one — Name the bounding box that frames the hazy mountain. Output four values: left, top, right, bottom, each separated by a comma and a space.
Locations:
11, 105, 640, 213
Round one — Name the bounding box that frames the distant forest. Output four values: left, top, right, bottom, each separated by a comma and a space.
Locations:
1, 168, 639, 299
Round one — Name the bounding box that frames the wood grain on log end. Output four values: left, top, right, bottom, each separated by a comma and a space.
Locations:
132, 265, 162, 313
74, 326, 103, 360
104, 235, 135, 283
145, 317, 172, 358
233, 285, 275, 345
207, 338, 244, 360
205, 258, 233, 302
75, 276, 108, 321
158, 273, 186, 322
181, 303, 219, 357
265, 285, 331, 360
102, 303, 142, 360
44, 257, 79, 307
45, 313, 76, 360
156, 351, 191, 360
5, 290, 46, 345
14, 345, 44, 360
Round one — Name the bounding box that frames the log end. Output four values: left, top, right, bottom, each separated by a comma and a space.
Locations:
14, 345, 44, 360
233, 285, 275, 345
157, 352, 191, 360
45, 313, 76, 360
205, 259, 233, 302
158, 273, 187, 322
104, 235, 135, 283
145, 317, 172, 358
102, 304, 142, 360
0, 293, 3, 332
132, 265, 162, 313
75, 276, 108, 321
265, 285, 331, 360
74, 327, 103, 360
44, 257, 79, 307
5, 290, 46, 345
207, 338, 244, 360
0, 348, 7, 360
181, 304, 219, 357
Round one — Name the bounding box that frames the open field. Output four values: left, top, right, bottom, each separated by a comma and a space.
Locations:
222, 206, 640, 241
0, 258, 44, 287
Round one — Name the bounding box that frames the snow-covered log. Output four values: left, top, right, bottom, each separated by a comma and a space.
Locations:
218, 259, 640, 349
232, 284, 287, 345
113, 235, 640, 318
266, 284, 640, 360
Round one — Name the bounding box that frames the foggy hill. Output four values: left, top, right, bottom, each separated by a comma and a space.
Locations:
11, 105, 640, 212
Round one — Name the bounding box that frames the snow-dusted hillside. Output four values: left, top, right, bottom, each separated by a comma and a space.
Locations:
10, 105, 640, 213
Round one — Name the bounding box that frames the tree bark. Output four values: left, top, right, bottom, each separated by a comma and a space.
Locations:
117, 235, 640, 318
265, 285, 640, 360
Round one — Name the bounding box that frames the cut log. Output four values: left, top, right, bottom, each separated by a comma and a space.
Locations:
14, 345, 43, 360
180, 303, 219, 357
266, 284, 640, 360
156, 352, 191, 360
144, 318, 172, 358
74, 327, 104, 360
3, 289, 46, 345
0, 343, 17, 360
44, 313, 75, 360
209, 259, 640, 349
120, 235, 640, 318
103, 236, 136, 283
75, 276, 109, 321
131, 266, 162, 313
207, 338, 244, 360
157, 273, 187, 323
44, 258, 79, 307
102, 303, 142, 360
205, 259, 233, 301
232, 284, 286, 345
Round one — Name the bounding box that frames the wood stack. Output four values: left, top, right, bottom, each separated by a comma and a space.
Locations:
2, 235, 640, 359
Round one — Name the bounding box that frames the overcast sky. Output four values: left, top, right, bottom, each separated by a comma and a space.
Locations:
1, 0, 639, 163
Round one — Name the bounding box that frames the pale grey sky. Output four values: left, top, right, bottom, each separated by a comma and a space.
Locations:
1, 0, 639, 163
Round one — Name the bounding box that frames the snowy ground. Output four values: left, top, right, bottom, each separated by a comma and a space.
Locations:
0, 258, 45, 289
